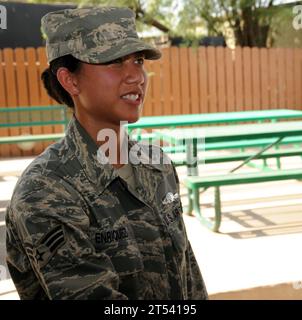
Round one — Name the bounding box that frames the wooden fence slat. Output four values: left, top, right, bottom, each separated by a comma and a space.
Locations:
15, 48, 29, 107
4, 48, 21, 157
294, 49, 302, 109
37, 48, 50, 106
225, 48, 235, 111
269, 48, 278, 108
251, 47, 261, 110
0, 51, 6, 107
277, 48, 286, 109
286, 48, 295, 109
243, 47, 252, 110
260, 48, 269, 109
161, 48, 172, 115
216, 47, 226, 112
198, 47, 208, 113
234, 47, 244, 111
207, 47, 217, 113
170, 47, 181, 115
180, 47, 190, 115
189, 47, 199, 114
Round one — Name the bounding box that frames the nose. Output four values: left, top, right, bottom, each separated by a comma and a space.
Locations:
123, 60, 146, 86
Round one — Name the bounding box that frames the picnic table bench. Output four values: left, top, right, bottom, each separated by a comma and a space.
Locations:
155, 121, 302, 232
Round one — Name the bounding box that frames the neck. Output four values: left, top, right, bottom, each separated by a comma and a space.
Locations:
74, 110, 126, 168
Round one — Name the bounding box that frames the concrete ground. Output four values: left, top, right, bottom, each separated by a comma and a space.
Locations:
0, 153, 302, 300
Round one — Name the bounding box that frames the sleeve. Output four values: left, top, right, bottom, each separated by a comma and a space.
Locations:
8, 175, 128, 300
6, 217, 45, 300
185, 242, 208, 300
171, 159, 209, 299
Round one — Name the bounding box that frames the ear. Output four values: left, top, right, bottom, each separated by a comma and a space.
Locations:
56, 67, 80, 96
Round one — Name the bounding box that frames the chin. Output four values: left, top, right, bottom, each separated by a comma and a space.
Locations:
127, 117, 139, 124
122, 112, 140, 124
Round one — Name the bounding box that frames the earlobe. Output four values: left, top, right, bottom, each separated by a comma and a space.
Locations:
56, 67, 80, 96
71, 83, 80, 96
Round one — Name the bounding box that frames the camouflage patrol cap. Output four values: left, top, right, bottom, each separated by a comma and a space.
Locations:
41, 7, 162, 64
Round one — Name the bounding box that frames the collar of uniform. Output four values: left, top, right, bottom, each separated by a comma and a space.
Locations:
127, 139, 168, 172
64, 115, 118, 194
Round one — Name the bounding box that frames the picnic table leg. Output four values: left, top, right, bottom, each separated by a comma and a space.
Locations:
185, 138, 198, 216
191, 187, 221, 232
275, 144, 281, 169
186, 188, 194, 216
186, 138, 199, 176
185, 136, 222, 231
213, 187, 222, 232
269, 119, 282, 169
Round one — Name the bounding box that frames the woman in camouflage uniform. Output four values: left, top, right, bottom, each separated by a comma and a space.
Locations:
6, 6, 208, 300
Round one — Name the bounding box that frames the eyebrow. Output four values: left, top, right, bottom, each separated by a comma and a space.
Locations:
134, 52, 145, 58
122, 52, 145, 60
100, 53, 145, 65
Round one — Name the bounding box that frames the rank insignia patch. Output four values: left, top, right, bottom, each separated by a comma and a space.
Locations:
25, 225, 66, 268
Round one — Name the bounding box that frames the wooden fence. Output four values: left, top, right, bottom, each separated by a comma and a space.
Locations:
1, 46, 302, 157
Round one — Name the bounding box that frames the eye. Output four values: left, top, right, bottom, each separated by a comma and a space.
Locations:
111, 57, 124, 65
135, 57, 145, 65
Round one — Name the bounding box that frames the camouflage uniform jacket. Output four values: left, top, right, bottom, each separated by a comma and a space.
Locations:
6, 116, 208, 300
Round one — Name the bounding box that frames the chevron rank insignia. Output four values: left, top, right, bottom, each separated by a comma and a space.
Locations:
25, 225, 66, 268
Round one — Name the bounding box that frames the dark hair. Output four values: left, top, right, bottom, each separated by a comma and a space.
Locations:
41, 55, 82, 109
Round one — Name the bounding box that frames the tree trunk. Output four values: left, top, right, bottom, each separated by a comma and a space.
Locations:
234, 6, 270, 47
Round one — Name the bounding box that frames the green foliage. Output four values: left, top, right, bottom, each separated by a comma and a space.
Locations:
18, 0, 299, 47
176, 0, 282, 47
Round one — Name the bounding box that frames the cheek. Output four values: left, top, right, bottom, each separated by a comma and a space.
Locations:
94, 73, 120, 95
143, 72, 148, 92
81, 76, 112, 101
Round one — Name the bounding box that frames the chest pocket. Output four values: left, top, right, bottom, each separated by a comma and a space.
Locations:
90, 225, 144, 276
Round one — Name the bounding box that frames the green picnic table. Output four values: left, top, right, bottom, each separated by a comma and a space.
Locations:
156, 121, 302, 175
154, 121, 302, 232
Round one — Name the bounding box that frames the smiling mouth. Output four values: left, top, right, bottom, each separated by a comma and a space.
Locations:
121, 94, 140, 101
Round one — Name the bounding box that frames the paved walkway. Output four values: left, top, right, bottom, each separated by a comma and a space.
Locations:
1, 155, 302, 299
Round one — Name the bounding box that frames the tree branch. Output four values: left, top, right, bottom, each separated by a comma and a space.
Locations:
134, 6, 170, 33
